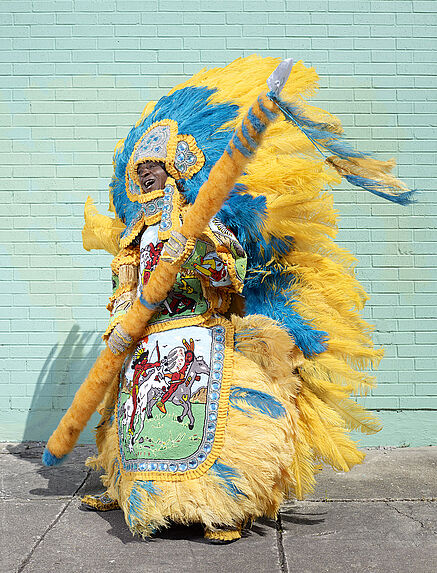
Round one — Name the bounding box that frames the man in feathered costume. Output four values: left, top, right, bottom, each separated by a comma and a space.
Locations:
42, 56, 413, 543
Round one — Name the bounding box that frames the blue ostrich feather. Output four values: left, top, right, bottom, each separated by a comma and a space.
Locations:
210, 461, 247, 499
343, 174, 417, 205
243, 281, 328, 357
229, 386, 286, 419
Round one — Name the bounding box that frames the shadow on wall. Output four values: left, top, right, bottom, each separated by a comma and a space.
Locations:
22, 324, 104, 443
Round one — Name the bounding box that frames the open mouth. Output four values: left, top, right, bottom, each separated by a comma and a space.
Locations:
143, 177, 156, 189
142, 177, 156, 190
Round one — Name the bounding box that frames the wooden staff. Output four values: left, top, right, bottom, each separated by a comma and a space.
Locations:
42, 63, 292, 465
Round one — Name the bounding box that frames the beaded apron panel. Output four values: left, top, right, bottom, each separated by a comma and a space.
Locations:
116, 319, 233, 481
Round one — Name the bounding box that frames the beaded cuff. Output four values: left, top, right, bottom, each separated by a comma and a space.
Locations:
107, 323, 133, 355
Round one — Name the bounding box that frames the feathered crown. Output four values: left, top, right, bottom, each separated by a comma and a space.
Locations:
110, 85, 240, 226
110, 55, 414, 230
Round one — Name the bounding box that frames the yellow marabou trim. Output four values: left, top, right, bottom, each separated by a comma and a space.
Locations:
222, 251, 244, 294
115, 316, 234, 482
142, 306, 214, 337
111, 247, 140, 275
135, 189, 165, 205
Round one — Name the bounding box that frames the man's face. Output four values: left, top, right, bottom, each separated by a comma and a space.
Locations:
137, 161, 167, 193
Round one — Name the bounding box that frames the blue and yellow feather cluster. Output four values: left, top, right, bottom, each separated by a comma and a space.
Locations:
86, 54, 410, 364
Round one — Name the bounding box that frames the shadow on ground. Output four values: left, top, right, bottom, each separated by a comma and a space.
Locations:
77, 507, 278, 546
4, 441, 96, 499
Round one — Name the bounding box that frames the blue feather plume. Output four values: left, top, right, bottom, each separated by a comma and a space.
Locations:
210, 461, 247, 499
268, 91, 415, 205
343, 174, 417, 205
229, 386, 286, 419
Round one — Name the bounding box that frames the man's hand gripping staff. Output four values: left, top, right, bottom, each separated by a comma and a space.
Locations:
42, 59, 293, 466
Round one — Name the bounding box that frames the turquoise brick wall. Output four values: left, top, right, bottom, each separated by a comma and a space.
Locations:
1, 0, 436, 446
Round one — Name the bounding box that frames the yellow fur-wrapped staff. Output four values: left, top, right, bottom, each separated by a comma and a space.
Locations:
42, 60, 292, 466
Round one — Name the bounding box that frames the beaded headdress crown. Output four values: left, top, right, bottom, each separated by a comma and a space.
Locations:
125, 119, 205, 202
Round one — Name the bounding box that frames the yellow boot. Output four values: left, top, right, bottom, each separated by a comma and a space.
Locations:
204, 524, 242, 544
81, 491, 120, 512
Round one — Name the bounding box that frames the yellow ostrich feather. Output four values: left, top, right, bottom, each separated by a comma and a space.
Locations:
82, 196, 125, 256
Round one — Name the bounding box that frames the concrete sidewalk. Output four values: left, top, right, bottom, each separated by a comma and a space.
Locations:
1, 444, 436, 573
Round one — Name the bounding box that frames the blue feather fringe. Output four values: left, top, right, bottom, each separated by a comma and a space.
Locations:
229, 386, 286, 419
127, 480, 161, 529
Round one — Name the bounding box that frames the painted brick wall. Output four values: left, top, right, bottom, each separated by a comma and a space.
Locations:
1, 0, 436, 446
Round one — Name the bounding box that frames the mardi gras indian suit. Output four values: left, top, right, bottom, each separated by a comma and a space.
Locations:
45, 56, 413, 541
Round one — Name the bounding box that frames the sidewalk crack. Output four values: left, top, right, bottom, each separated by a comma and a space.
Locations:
275, 513, 289, 573
17, 467, 91, 572
385, 501, 427, 530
